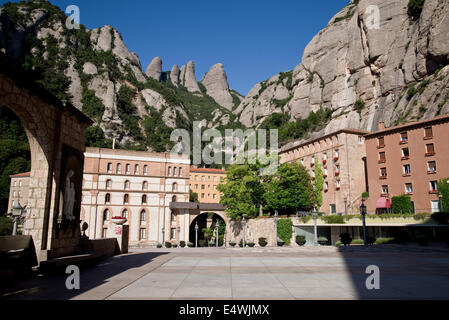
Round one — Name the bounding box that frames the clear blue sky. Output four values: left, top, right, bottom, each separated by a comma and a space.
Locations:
3, 0, 350, 95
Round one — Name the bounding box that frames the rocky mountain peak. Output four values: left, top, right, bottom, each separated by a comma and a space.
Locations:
182, 60, 200, 93
201, 63, 234, 110
145, 56, 162, 81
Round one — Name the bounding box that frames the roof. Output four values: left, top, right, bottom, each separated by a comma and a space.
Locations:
190, 167, 226, 174
10, 172, 30, 178
169, 202, 226, 211
364, 114, 449, 139
280, 128, 369, 154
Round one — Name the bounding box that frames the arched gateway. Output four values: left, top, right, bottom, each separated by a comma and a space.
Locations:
0, 61, 92, 262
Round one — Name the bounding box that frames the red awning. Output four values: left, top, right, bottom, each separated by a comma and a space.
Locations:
376, 197, 391, 209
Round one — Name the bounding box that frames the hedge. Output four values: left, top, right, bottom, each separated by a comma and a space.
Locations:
277, 218, 293, 245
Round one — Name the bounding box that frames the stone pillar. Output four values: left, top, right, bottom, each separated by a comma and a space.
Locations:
108, 224, 129, 254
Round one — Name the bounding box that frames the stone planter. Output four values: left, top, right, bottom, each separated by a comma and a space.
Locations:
112, 218, 127, 225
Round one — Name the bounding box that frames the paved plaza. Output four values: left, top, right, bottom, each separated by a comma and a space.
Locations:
1, 246, 449, 300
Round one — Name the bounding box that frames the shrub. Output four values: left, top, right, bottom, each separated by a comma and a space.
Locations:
352, 239, 365, 245
339, 233, 353, 246
366, 236, 377, 245
0, 217, 13, 236
180, 241, 186, 248
318, 237, 328, 245
296, 235, 306, 246
156, 243, 162, 248
198, 240, 207, 247
164, 241, 172, 248
247, 241, 255, 247
239, 239, 246, 247
323, 215, 345, 224
407, 86, 418, 100
229, 241, 236, 247
391, 195, 412, 214
354, 99, 365, 113
375, 238, 395, 245
277, 219, 293, 245
187, 242, 194, 247
258, 237, 267, 247
407, 0, 425, 20
172, 242, 178, 248
416, 234, 430, 246
277, 239, 285, 247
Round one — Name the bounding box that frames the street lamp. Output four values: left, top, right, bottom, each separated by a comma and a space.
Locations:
195, 221, 199, 248
385, 194, 390, 214
312, 206, 318, 246
344, 197, 348, 216
215, 220, 219, 248
360, 199, 367, 246
177, 226, 181, 243
12, 200, 23, 236
242, 217, 247, 248
161, 226, 165, 244
274, 210, 279, 247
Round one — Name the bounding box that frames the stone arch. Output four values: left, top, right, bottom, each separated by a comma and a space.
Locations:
189, 212, 226, 245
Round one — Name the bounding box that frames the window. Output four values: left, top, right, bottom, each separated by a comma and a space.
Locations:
300, 158, 305, 166
143, 165, 148, 175
195, 184, 198, 190
172, 183, 177, 192
142, 181, 148, 190
139, 228, 147, 240
424, 127, 433, 138
126, 164, 131, 174
379, 152, 386, 163
170, 228, 176, 240
171, 211, 177, 224
13, 181, 17, 187
140, 210, 146, 223
122, 209, 128, 219
382, 185, 389, 195
134, 164, 139, 175
116, 163, 122, 174
201, 185, 205, 190
142, 194, 147, 204
402, 148, 410, 158
400, 132, 408, 142
380, 168, 387, 178
173, 167, 177, 176
107, 163, 112, 173
124, 194, 129, 204
19, 181, 22, 187
106, 179, 112, 189
336, 180, 341, 188
431, 201, 440, 213
330, 204, 337, 215
102, 228, 108, 238
195, 175, 198, 181
201, 193, 205, 199
124, 180, 130, 190
430, 181, 438, 192
103, 209, 110, 221
426, 143, 435, 155
378, 137, 385, 147
405, 183, 413, 194
214, 185, 217, 190
213, 194, 217, 199
358, 136, 363, 144
428, 161, 437, 172
172, 195, 177, 202
323, 153, 328, 161
13, 191, 16, 197
325, 182, 329, 190
201, 176, 205, 182
168, 167, 172, 176
105, 193, 111, 203
403, 164, 411, 175
179, 167, 183, 176
213, 176, 217, 182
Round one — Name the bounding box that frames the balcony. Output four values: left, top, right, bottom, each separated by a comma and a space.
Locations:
401, 156, 409, 161
335, 172, 340, 176
322, 159, 327, 165
378, 159, 386, 164
427, 170, 437, 175
423, 136, 433, 140
380, 193, 389, 197
333, 156, 339, 162
399, 140, 408, 145
425, 152, 436, 157
429, 190, 439, 194
336, 187, 341, 191
377, 144, 386, 149
379, 175, 387, 180
323, 174, 328, 179
402, 173, 411, 177
310, 162, 314, 167
324, 188, 329, 193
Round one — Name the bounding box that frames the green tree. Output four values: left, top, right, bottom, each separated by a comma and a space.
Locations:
217, 161, 265, 220
264, 162, 314, 214
438, 178, 449, 212
189, 189, 199, 203
277, 218, 293, 245
313, 157, 324, 210
391, 195, 412, 214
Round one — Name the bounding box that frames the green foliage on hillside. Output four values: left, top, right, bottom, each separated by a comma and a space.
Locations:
81, 89, 105, 120
117, 85, 145, 145
408, 0, 425, 20
85, 126, 113, 149
0, 108, 31, 216
142, 107, 175, 153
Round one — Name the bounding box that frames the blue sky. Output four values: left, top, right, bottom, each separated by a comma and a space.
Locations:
2, 0, 350, 95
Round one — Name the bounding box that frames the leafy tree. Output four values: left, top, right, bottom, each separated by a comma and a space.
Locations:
264, 162, 314, 214
313, 157, 324, 210
391, 195, 412, 214
0, 216, 13, 236
217, 161, 265, 220
438, 178, 449, 212
189, 189, 199, 203
277, 218, 293, 245
85, 126, 113, 149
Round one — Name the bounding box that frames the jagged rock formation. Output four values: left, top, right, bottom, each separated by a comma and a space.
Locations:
235, 0, 449, 141
181, 60, 201, 93
170, 65, 180, 86
145, 56, 162, 81
201, 63, 234, 111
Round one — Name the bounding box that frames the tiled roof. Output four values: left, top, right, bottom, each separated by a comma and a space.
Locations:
10, 172, 30, 178
190, 167, 226, 174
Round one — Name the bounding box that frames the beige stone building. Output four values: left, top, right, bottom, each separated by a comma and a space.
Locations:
280, 129, 369, 215
7, 172, 30, 215
80, 148, 191, 246
189, 167, 226, 203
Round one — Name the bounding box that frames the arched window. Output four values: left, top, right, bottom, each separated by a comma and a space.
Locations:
126, 163, 131, 174
142, 181, 148, 190
103, 209, 110, 221
124, 180, 130, 190
179, 167, 183, 176
172, 195, 177, 203
122, 209, 129, 219
107, 162, 112, 173
172, 182, 177, 192
106, 179, 112, 189
143, 165, 148, 175
116, 163, 122, 174
134, 164, 139, 175
171, 211, 177, 224
105, 193, 111, 203
173, 167, 177, 176
168, 167, 172, 176
124, 194, 129, 204
140, 210, 146, 223
142, 194, 147, 204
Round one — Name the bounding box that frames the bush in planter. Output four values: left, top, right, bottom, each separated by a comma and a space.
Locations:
296, 235, 306, 246
339, 233, 352, 246
208, 240, 215, 247
229, 240, 236, 247
239, 239, 245, 247
416, 234, 430, 246
258, 237, 268, 247
187, 242, 194, 248
165, 241, 172, 248
318, 236, 328, 246
277, 239, 285, 247
366, 236, 377, 245
172, 242, 178, 248
198, 240, 207, 247
247, 241, 255, 247
180, 241, 186, 248
156, 243, 162, 248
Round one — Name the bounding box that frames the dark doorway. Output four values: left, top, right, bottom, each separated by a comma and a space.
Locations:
189, 213, 225, 247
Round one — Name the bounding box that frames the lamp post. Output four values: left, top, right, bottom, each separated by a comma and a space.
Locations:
161, 227, 165, 244
195, 221, 199, 248
438, 192, 443, 212
274, 210, 279, 247
385, 194, 390, 214
360, 199, 367, 246
242, 217, 247, 248
312, 206, 318, 246
215, 220, 220, 248
177, 226, 181, 243
11, 200, 23, 236
344, 197, 348, 216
